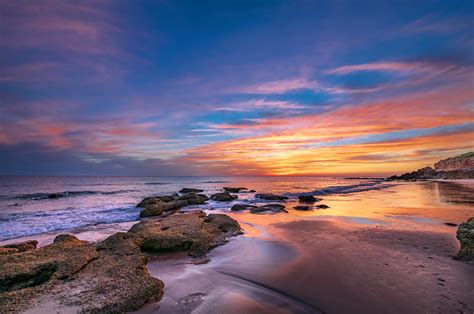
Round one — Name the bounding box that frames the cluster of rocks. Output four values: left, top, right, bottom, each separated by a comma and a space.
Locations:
292, 194, 329, 211
0, 210, 242, 312
388, 153, 474, 181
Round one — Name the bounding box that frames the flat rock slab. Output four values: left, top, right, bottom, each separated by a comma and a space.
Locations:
0, 233, 164, 313
223, 187, 248, 193
129, 211, 242, 257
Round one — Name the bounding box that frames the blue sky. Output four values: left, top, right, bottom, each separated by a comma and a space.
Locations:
0, 0, 473, 175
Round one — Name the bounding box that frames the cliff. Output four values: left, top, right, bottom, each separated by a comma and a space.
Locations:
434, 152, 474, 171
388, 152, 474, 181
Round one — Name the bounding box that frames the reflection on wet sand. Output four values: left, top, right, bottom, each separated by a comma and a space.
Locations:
138, 181, 474, 313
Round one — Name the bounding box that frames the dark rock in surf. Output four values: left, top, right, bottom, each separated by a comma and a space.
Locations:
129, 211, 242, 257
454, 217, 474, 261
231, 204, 258, 211
294, 205, 312, 211
140, 200, 188, 218
210, 192, 237, 202
223, 187, 247, 193
315, 204, 330, 209
177, 193, 207, 205
250, 203, 287, 214
298, 195, 321, 203
179, 188, 204, 194
255, 193, 288, 201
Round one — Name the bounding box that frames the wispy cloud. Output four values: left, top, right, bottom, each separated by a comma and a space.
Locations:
241, 78, 319, 94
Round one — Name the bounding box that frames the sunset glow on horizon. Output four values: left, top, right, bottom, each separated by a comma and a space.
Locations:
1, 1, 473, 176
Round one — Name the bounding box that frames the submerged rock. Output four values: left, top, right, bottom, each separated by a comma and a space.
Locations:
255, 193, 288, 201
298, 195, 321, 203
250, 203, 287, 214
231, 203, 258, 211
140, 200, 188, 218
0, 233, 164, 312
129, 211, 242, 257
315, 204, 330, 209
454, 217, 474, 261
211, 192, 237, 202
179, 188, 204, 194
294, 205, 312, 211
1, 240, 38, 253
223, 187, 247, 193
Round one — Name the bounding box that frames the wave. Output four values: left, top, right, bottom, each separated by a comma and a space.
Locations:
144, 182, 170, 185
4, 189, 139, 201
292, 179, 395, 197
0, 205, 140, 241
198, 180, 229, 183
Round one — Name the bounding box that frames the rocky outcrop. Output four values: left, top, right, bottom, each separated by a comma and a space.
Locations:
137, 194, 178, 207
255, 193, 288, 201
298, 195, 321, 203
0, 234, 164, 312
454, 217, 474, 261
129, 211, 242, 257
435, 153, 474, 171
388, 153, 474, 181
177, 193, 207, 205
210, 192, 237, 202
315, 204, 330, 209
137, 193, 209, 217
223, 187, 247, 193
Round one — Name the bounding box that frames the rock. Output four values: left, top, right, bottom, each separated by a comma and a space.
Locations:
255, 193, 288, 201
444, 222, 458, 227
140, 200, 188, 218
179, 188, 204, 194
1, 240, 38, 253
47, 193, 62, 199
211, 192, 237, 202
177, 193, 207, 205
129, 211, 242, 257
223, 187, 247, 193
0, 248, 19, 255
137, 195, 178, 207
250, 204, 287, 214
315, 204, 330, 209
137, 197, 161, 208
298, 195, 321, 203
197, 194, 210, 201
248, 190, 256, 193
294, 205, 312, 211
231, 204, 258, 211
454, 217, 474, 261
0, 233, 164, 312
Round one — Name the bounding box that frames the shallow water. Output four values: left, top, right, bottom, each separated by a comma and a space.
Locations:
1, 176, 473, 313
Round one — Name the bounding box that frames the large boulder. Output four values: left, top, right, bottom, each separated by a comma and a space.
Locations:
137, 194, 179, 207
0, 233, 164, 312
223, 187, 247, 193
255, 193, 288, 201
179, 188, 204, 194
129, 211, 242, 257
211, 192, 237, 202
140, 200, 188, 218
455, 217, 474, 261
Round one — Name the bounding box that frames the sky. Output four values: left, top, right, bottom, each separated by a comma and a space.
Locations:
0, 0, 473, 176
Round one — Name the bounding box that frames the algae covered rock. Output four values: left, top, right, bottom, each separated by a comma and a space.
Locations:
455, 217, 474, 261
129, 211, 242, 257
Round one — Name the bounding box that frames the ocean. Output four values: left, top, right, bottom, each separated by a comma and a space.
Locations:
0, 175, 392, 242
